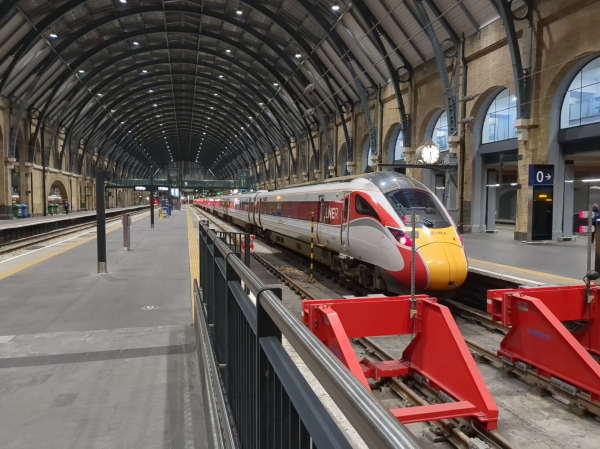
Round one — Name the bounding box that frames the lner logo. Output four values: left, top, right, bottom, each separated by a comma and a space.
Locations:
527, 328, 550, 341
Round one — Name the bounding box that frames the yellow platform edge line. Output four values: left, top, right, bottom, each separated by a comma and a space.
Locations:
0, 211, 151, 281
469, 258, 582, 284
186, 206, 200, 322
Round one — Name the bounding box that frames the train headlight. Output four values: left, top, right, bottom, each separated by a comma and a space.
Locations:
389, 228, 412, 247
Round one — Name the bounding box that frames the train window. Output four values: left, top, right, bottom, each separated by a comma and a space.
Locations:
355, 194, 380, 221
386, 189, 451, 228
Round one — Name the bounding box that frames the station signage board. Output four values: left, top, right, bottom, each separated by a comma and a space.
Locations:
134, 186, 146, 191
157, 186, 168, 191
528, 164, 554, 186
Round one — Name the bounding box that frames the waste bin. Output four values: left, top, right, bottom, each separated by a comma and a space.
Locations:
12, 204, 21, 218
54, 204, 60, 215
20, 204, 28, 218
168, 204, 172, 215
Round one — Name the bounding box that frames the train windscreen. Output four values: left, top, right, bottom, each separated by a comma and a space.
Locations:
386, 189, 452, 229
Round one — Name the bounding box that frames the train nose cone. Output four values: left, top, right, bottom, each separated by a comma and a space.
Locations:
418, 243, 468, 290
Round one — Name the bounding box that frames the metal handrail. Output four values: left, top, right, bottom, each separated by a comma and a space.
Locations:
202, 223, 421, 449
194, 282, 239, 449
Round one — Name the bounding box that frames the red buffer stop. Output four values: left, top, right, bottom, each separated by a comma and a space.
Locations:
488, 285, 600, 402
302, 295, 499, 431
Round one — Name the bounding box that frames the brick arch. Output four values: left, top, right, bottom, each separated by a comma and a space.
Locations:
417, 108, 444, 145
48, 178, 68, 200
541, 51, 600, 128
383, 122, 401, 165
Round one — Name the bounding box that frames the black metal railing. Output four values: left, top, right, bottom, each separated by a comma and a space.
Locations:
195, 222, 421, 449
216, 231, 251, 267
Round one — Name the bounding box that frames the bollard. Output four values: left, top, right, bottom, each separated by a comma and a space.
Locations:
122, 213, 131, 251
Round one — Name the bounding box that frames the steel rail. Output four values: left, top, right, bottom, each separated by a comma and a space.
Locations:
465, 339, 600, 418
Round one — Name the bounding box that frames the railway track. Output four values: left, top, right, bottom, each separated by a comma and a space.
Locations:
0, 209, 149, 256
440, 299, 600, 419
191, 205, 516, 449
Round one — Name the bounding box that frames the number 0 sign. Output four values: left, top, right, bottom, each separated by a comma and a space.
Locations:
529, 165, 554, 186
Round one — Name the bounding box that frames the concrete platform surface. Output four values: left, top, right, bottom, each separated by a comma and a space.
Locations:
463, 228, 589, 285
0, 208, 207, 448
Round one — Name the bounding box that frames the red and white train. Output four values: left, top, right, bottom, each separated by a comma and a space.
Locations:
195, 172, 467, 292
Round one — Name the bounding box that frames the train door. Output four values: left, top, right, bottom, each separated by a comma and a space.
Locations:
340, 192, 351, 249
318, 195, 325, 244
257, 197, 262, 228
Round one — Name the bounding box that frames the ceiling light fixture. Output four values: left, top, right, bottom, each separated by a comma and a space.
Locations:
78, 70, 84, 73
236, 10, 243, 15
49, 33, 57, 38
273, 83, 278, 87
219, 75, 223, 78
295, 53, 302, 58
153, 104, 157, 107
332, 5, 340, 11
225, 49, 231, 53
142, 70, 147, 73
133, 41, 139, 46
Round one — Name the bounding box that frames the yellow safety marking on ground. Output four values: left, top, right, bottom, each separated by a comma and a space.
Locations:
469, 258, 583, 284
186, 206, 200, 322
0, 212, 151, 281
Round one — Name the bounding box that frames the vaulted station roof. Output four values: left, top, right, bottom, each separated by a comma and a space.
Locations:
0, 0, 509, 179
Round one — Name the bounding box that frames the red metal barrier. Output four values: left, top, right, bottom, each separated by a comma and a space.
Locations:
487, 285, 600, 402
302, 296, 499, 431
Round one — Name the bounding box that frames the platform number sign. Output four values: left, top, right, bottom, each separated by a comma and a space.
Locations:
528, 164, 554, 186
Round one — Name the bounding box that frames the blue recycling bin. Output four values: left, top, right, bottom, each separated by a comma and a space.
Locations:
168, 204, 172, 215
20, 204, 28, 218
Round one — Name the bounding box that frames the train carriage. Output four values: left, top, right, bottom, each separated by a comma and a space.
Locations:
197, 172, 467, 292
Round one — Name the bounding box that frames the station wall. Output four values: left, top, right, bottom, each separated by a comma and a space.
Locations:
253, 0, 600, 240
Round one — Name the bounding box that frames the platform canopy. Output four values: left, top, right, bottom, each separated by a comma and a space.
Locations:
0, 0, 507, 178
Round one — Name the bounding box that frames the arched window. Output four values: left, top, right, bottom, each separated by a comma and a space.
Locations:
394, 128, 404, 160
482, 88, 518, 143
362, 138, 373, 173
561, 57, 600, 129
432, 112, 448, 151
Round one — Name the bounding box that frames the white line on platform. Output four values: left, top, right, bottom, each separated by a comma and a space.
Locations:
469, 266, 546, 286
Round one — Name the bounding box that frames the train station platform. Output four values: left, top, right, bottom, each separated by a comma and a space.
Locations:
0, 205, 147, 229
463, 228, 587, 286
0, 207, 207, 448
